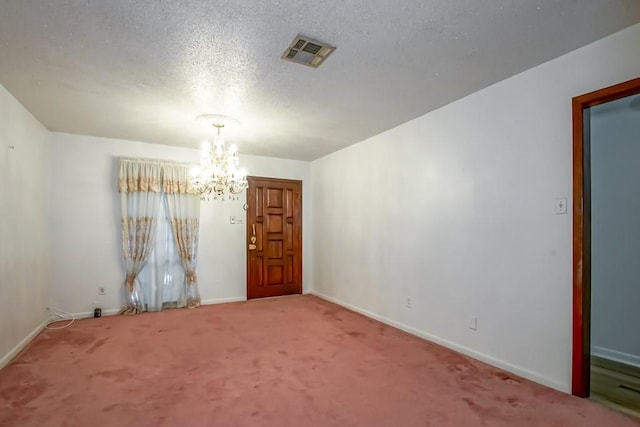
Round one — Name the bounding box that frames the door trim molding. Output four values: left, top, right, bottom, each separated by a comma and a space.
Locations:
572, 77, 640, 397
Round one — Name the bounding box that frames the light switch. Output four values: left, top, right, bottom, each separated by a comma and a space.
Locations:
229, 216, 236, 224
555, 198, 568, 215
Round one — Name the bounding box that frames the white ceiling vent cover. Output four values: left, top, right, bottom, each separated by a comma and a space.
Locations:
281, 35, 336, 68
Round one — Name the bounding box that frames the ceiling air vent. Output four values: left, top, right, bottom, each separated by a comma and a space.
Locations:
281, 35, 336, 68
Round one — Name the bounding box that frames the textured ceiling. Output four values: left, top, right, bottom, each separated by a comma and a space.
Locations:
1, 1, 639, 160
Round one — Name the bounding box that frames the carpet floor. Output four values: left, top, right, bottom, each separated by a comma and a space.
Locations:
0, 295, 638, 426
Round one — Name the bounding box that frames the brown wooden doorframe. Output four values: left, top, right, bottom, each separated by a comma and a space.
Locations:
246, 176, 302, 299
572, 77, 640, 397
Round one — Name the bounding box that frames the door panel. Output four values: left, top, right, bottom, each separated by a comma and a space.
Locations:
247, 177, 302, 299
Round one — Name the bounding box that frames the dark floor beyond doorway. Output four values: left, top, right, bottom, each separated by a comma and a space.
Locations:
1, 295, 638, 426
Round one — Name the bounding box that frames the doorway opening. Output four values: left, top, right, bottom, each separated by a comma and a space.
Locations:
572, 77, 640, 414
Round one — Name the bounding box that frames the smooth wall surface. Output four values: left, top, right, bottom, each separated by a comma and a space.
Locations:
311, 23, 640, 391
49, 132, 311, 314
0, 84, 51, 362
590, 93, 640, 367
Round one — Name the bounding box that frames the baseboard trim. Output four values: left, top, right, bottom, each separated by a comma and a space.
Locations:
66, 297, 247, 318
309, 290, 568, 393
201, 296, 246, 305
592, 345, 640, 369
0, 319, 48, 369
66, 308, 121, 319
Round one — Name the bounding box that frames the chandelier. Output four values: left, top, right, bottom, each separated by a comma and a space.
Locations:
190, 115, 248, 200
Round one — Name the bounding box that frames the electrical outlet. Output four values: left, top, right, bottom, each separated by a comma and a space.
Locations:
469, 316, 478, 331
98, 286, 105, 296
406, 297, 412, 309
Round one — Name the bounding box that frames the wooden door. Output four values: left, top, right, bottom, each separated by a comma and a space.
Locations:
246, 177, 302, 299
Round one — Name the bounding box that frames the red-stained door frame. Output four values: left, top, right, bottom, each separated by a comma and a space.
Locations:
572, 77, 640, 397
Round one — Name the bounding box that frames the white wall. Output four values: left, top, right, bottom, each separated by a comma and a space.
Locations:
0, 84, 51, 365
49, 132, 311, 314
311, 23, 640, 392
590, 93, 640, 367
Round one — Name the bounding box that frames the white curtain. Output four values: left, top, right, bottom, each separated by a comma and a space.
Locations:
118, 158, 201, 314
118, 160, 163, 315
163, 163, 202, 308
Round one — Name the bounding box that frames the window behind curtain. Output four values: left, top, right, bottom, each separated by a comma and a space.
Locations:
138, 195, 186, 311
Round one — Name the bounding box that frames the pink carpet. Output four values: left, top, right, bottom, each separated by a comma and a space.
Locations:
0, 295, 637, 426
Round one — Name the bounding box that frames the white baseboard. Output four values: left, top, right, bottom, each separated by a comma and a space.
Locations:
65, 308, 121, 319
201, 296, 246, 305
0, 319, 48, 369
309, 290, 568, 393
592, 345, 640, 368
66, 297, 247, 318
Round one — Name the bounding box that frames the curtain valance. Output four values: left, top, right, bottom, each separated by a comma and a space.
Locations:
118, 158, 198, 194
